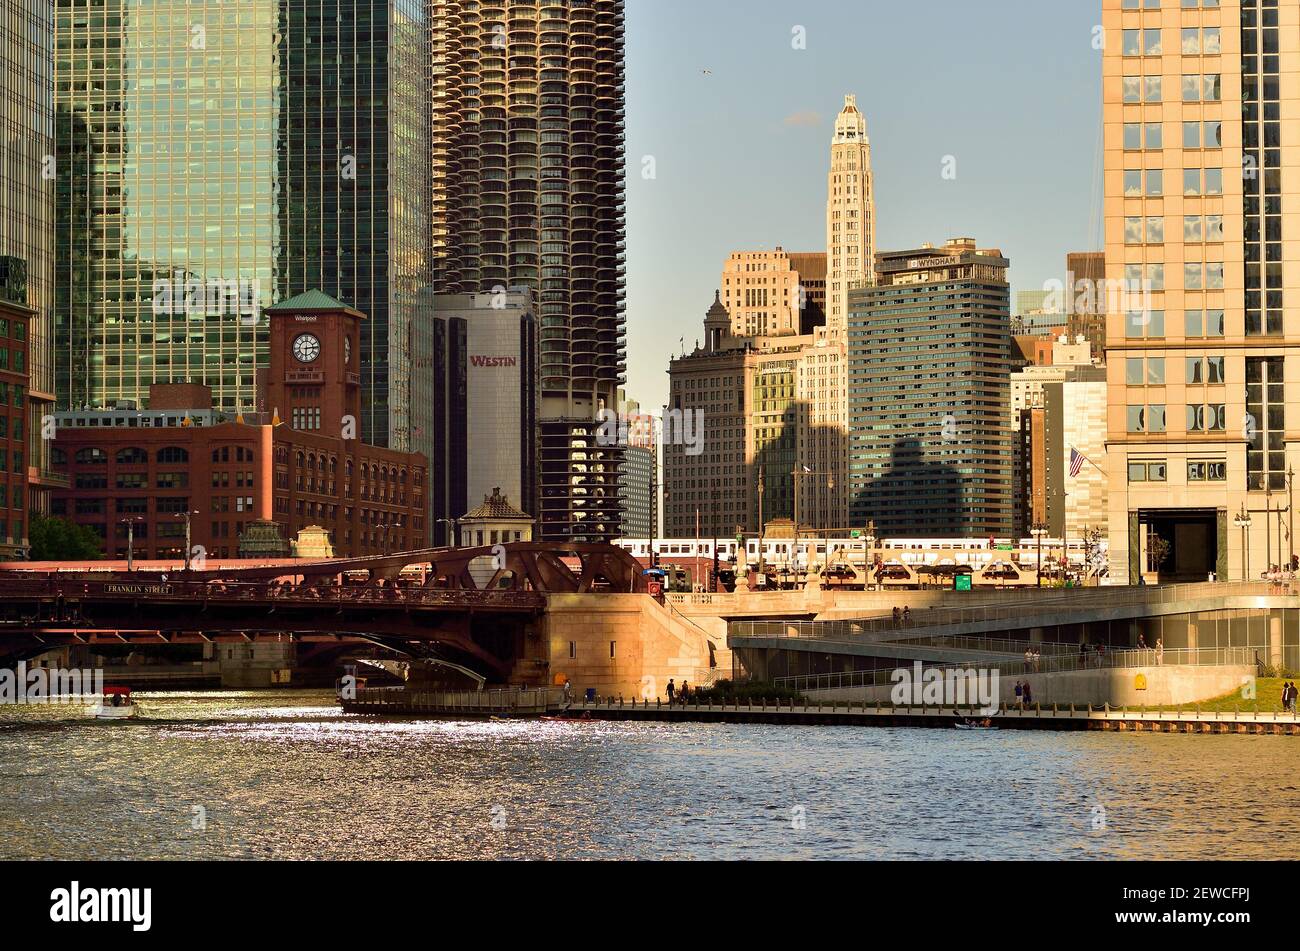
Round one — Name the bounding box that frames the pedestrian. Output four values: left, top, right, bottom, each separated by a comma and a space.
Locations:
1138, 633, 1147, 651
1033, 649, 1041, 673
903, 606, 911, 623
1023, 681, 1033, 707
1155, 637, 1164, 667
1014, 681, 1023, 709
892, 606, 900, 625
1024, 647, 1033, 673
666, 678, 675, 704
680, 680, 690, 704
1281, 681, 1290, 711
563, 678, 572, 709
1079, 642, 1087, 668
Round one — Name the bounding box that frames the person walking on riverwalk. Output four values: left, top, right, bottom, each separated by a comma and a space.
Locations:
1022, 681, 1033, 707
666, 679, 676, 704
563, 679, 572, 709
1155, 637, 1164, 667
1024, 648, 1033, 673
1079, 643, 1088, 668
679, 681, 690, 705
893, 607, 901, 625
1014, 681, 1023, 708
903, 606, 911, 623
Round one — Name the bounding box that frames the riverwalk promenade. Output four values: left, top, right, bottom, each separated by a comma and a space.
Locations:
342, 687, 1300, 735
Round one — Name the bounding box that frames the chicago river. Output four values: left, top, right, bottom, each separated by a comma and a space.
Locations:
1, 691, 1294, 861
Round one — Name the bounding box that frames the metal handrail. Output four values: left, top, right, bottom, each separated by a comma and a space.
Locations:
773, 647, 1258, 693
731, 581, 1289, 641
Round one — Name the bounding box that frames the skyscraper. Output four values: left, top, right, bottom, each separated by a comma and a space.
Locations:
848, 239, 1014, 538
825, 94, 875, 336
431, 1, 628, 543
2, 0, 61, 530
1102, 0, 1295, 583
53, 1, 431, 462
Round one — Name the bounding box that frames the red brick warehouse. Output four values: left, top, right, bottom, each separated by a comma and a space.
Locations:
51, 292, 427, 560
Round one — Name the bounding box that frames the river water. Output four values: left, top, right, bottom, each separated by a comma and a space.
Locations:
1, 691, 1294, 860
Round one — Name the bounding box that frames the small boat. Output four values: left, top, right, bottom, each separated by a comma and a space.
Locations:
90, 686, 139, 720
541, 713, 597, 723
954, 718, 997, 731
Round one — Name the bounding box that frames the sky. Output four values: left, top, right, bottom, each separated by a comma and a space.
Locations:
623, 0, 1105, 413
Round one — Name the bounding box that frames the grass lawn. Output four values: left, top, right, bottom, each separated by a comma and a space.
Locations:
1150, 678, 1298, 714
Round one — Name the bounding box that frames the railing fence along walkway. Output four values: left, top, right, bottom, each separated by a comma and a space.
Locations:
728, 580, 1292, 642
771, 647, 1258, 693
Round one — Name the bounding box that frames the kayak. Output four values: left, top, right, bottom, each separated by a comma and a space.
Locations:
541, 715, 598, 723
954, 722, 997, 731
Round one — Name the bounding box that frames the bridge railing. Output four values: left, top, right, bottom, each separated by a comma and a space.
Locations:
731, 621, 1081, 657
733, 580, 1288, 640
0, 578, 544, 610
772, 647, 1259, 694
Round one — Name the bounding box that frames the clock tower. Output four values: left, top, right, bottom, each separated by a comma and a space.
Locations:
264, 290, 364, 437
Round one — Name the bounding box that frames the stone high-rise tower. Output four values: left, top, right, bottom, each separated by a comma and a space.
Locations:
825, 94, 875, 335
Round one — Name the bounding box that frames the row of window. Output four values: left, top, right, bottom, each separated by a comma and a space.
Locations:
1121, 74, 1221, 104
1122, 27, 1221, 56
1128, 460, 1227, 483
1123, 216, 1225, 246
1126, 403, 1228, 433
1123, 120, 1222, 150
59, 446, 191, 465
1123, 167, 1223, 197
1125, 355, 1225, 385
1121, 0, 1221, 9
1124, 307, 1228, 339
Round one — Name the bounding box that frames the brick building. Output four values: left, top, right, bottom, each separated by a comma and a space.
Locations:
51, 292, 427, 560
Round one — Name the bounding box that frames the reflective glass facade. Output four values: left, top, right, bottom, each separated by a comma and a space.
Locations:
54, 0, 430, 459
1, 0, 58, 526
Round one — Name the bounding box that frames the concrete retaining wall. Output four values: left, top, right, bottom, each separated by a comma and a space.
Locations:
806, 663, 1255, 709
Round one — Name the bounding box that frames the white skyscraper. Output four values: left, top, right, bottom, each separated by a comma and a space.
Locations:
825, 94, 875, 335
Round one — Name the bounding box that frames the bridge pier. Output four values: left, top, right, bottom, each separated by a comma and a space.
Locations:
216, 640, 297, 688
1270, 615, 1283, 670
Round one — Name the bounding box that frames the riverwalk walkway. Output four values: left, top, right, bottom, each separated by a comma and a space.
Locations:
342, 687, 1300, 735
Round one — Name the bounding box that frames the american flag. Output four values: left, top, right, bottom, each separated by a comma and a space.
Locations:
1069, 447, 1087, 478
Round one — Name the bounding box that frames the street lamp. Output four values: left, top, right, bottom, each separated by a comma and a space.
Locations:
175, 510, 200, 571
1031, 523, 1049, 588
436, 518, 458, 549
1234, 504, 1253, 581
1290, 466, 1296, 570
120, 517, 144, 572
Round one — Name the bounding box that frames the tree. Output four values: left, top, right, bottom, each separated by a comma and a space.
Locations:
1146, 531, 1172, 574
28, 515, 103, 561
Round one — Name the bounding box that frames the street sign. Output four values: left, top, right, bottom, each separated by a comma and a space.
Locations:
954, 575, 973, 592
850, 530, 862, 539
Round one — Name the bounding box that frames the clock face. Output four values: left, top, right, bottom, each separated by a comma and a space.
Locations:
292, 333, 321, 364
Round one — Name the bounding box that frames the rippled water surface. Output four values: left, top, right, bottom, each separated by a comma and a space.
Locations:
1, 691, 1295, 860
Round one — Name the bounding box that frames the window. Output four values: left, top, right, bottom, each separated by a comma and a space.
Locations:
1128, 462, 1168, 483
1188, 461, 1227, 482
157, 446, 189, 464
1125, 309, 1164, 338
115, 447, 147, 465
1128, 357, 1165, 385
75, 447, 107, 465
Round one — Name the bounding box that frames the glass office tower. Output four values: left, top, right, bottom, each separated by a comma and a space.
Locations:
1, 0, 61, 528
53, 0, 430, 459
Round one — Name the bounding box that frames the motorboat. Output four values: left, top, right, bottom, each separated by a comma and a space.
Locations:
90, 686, 139, 720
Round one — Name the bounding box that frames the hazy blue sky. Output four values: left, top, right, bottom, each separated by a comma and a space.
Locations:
623, 0, 1104, 412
